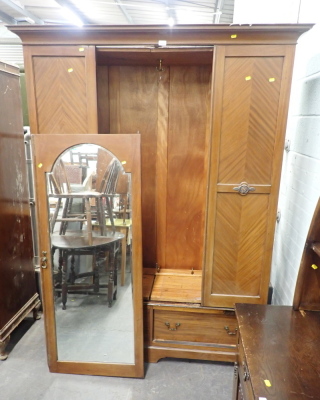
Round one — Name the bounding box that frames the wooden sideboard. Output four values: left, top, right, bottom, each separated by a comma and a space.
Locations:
234, 196, 320, 399
234, 304, 320, 400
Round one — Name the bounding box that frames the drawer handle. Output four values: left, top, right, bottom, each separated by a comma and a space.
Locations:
165, 322, 180, 331
224, 326, 238, 335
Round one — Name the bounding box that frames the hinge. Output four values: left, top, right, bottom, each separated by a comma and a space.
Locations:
284, 139, 291, 152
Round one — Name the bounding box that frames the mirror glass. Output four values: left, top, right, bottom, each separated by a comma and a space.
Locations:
47, 144, 134, 364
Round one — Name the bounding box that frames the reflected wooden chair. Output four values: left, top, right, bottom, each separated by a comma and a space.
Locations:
48, 159, 85, 234
113, 173, 131, 224
49, 158, 116, 235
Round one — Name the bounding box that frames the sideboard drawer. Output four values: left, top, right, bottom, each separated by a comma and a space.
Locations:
153, 309, 238, 345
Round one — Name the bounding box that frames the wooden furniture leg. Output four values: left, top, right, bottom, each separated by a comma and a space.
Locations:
59, 197, 70, 234
119, 226, 127, 286
61, 250, 68, 310
51, 197, 62, 232
69, 253, 76, 284
0, 336, 10, 361
107, 243, 117, 307
33, 304, 41, 321
93, 252, 99, 293
105, 196, 115, 232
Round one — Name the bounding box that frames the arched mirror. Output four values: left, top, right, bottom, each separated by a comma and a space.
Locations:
32, 134, 143, 377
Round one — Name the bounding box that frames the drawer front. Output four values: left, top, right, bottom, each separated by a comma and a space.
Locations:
238, 340, 255, 400
153, 309, 238, 345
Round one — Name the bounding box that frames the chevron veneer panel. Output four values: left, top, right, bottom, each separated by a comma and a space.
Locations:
211, 193, 269, 297
33, 57, 88, 134
218, 57, 283, 185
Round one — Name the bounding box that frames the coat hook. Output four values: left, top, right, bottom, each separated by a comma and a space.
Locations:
156, 59, 164, 72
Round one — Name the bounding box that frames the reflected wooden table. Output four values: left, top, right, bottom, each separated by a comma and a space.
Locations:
51, 232, 124, 309
94, 218, 132, 286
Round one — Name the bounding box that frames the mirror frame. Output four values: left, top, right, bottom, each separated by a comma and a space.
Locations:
32, 134, 143, 377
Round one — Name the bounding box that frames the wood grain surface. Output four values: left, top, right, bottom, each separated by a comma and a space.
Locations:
236, 304, 320, 400
150, 269, 202, 303
33, 56, 91, 133
165, 65, 211, 269
153, 309, 237, 345
204, 46, 289, 308
108, 66, 159, 268
0, 63, 38, 332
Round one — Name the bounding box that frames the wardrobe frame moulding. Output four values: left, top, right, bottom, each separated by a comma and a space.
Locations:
8, 23, 312, 364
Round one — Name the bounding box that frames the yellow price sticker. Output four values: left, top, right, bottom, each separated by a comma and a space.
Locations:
311, 264, 318, 270
264, 379, 272, 387
231, 34, 237, 39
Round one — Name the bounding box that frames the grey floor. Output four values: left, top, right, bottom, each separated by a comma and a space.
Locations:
0, 315, 234, 400
55, 279, 135, 364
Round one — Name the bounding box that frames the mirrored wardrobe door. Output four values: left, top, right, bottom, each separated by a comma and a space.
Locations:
32, 134, 143, 378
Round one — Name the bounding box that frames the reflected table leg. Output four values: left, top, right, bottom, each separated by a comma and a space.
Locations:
118, 226, 127, 286
61, 250, 68, 310
107, 243, 116, 307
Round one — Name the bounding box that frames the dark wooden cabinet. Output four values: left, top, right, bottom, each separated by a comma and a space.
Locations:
0, 61, 40, 360
234, 196, 320, 399
9, 24, 312, 364
234, 304, 320, 400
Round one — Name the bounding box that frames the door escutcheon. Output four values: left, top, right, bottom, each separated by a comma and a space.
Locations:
233, 182, 255, 195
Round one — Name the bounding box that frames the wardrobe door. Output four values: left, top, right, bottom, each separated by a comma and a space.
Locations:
23, 46, 98, 134
203, 45, 295, 308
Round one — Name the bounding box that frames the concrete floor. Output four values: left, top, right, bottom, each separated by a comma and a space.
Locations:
0, 316, 234, 400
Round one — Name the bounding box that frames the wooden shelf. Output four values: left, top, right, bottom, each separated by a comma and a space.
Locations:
150, 269, 202, 303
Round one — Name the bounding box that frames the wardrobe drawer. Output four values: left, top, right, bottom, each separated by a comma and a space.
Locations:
153, 309, 238, 345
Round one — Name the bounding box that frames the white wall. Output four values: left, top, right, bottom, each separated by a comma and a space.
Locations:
234, 0, 301, 24
233, 0, 320, 305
